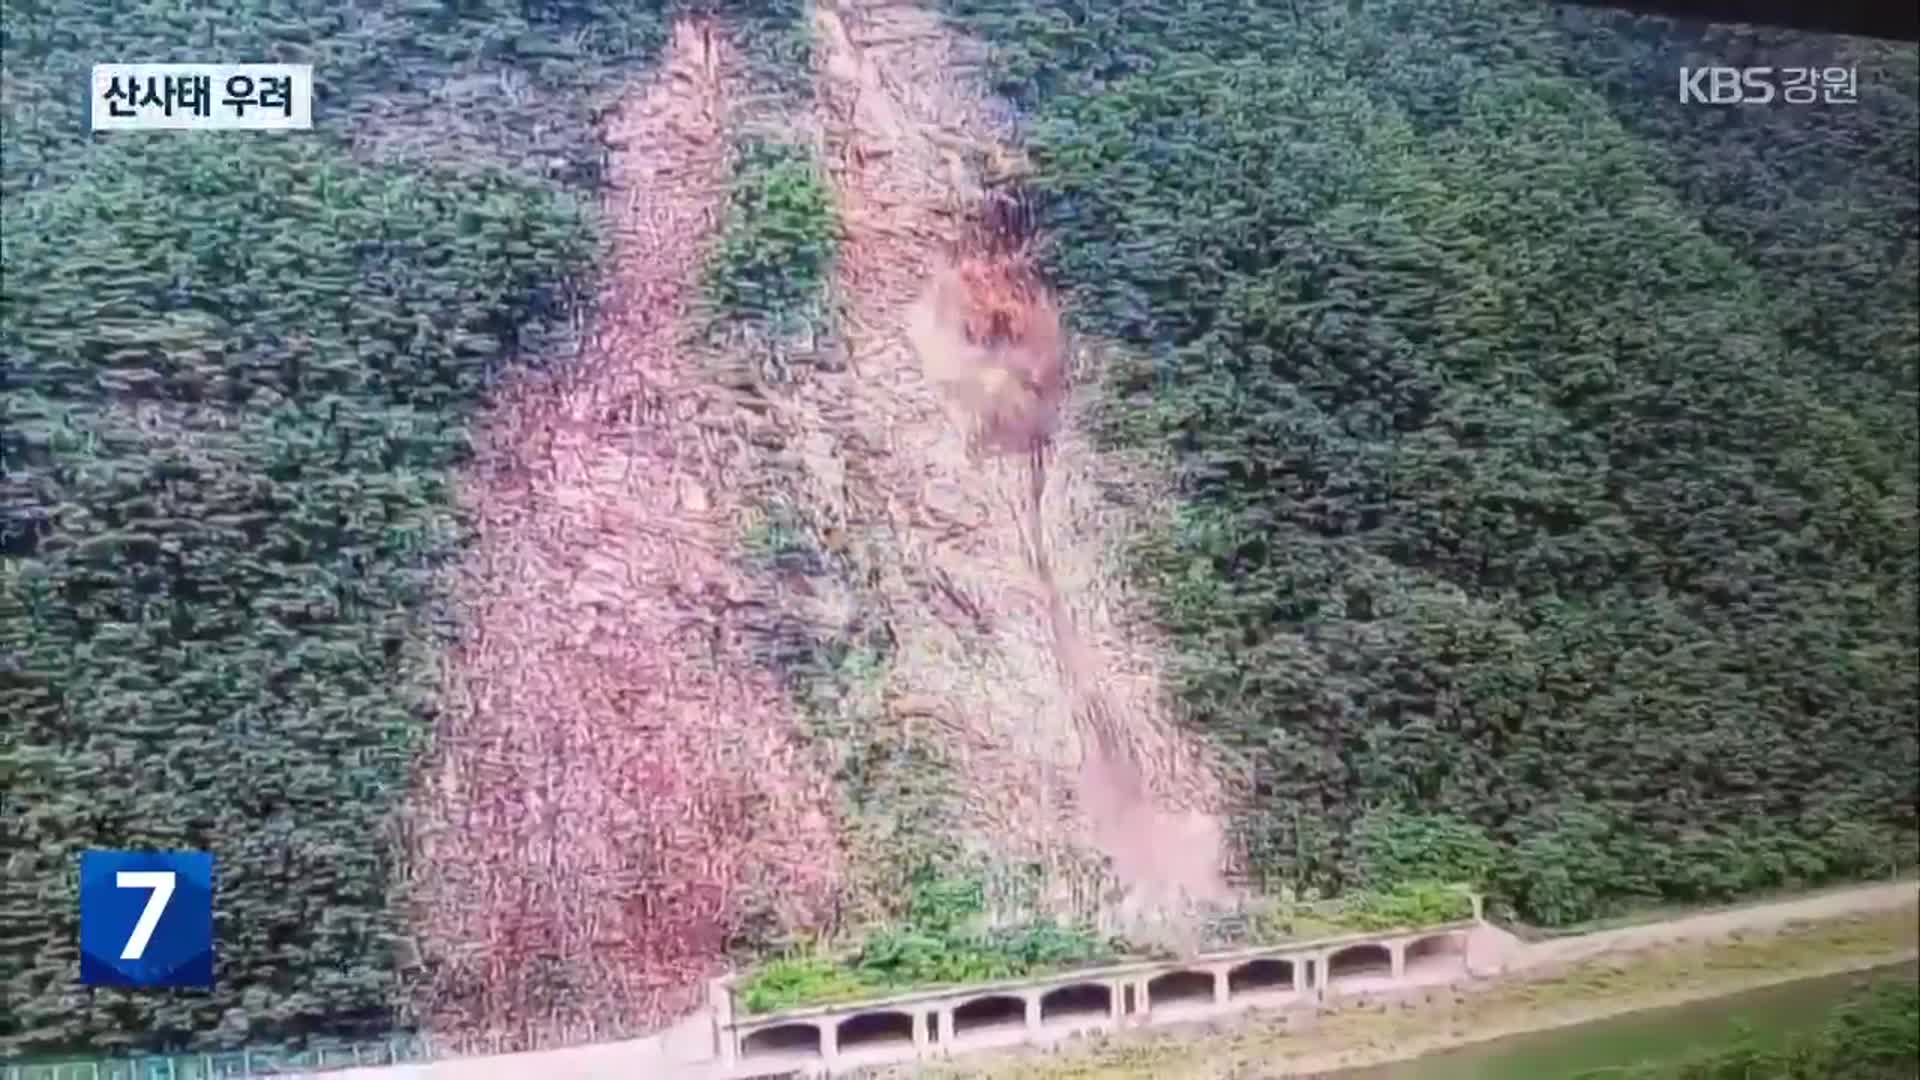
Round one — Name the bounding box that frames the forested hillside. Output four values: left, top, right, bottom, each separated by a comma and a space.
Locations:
940, 0, 1920, 924
0, 0, 673, 1056
2, 0, 1916, 1063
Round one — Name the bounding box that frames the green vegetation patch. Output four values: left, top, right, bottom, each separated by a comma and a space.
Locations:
734, 872, 1121, 1015
1594, 980, 1920, 1080
941, 0, 1920, 927
736, 876, 1475, 1014
1198, 880, 1478, 949
1323, 881, 1478, 934
707, 137, 838, 328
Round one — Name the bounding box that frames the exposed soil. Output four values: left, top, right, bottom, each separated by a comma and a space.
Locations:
401, 20, 842, 1049
803, 0, 1236, 937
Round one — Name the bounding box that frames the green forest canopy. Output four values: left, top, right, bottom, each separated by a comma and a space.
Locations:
942, 0, 1918, 924
2, 0, 1916, 1060
0, 0, 669, 1057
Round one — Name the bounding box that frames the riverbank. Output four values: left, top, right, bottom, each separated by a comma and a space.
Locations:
886, 881, 1919, 1079
1325, 965, 1918, 1080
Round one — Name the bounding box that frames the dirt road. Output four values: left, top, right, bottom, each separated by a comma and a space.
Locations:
1508, 878, 1920, 974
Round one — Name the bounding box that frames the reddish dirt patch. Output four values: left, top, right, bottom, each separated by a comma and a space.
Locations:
809, 0, 1235, 931
913, 202, 1069, 458
403, 20, 842, 1049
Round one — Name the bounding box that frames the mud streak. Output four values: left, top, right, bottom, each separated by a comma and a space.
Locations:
405, 20, 842, 1047
810, 0, 1232, 928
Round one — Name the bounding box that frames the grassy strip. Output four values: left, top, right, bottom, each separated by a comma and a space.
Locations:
1591, 981, 1918, 1080
737, 881, 1475, 1014
735, 873, 1120, 1014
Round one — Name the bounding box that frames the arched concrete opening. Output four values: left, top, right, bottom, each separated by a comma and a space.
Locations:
740, 1022, 822, 1060
953, 995, 1027, 1038
837, 1011, 913, 1054
1039, 983, 1111, 1024
1228, 958, 1295, 998
1147, 970, 1214, 1010
1123, 983, 1137, 1014
1327, 943, 1394, 991
925, 1009, 941, 1044
1405, 932, 1466, 981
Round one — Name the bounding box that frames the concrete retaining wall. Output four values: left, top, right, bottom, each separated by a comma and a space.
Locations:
717, 919, 1481, 1077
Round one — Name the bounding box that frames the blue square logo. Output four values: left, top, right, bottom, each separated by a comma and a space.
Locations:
79, 850, 214, 989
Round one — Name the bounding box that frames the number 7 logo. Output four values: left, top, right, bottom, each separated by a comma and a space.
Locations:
116, 870, 177, 960
80, 851, 215, 988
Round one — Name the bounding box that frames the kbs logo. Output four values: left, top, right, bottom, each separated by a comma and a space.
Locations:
1680, 66, 1859, 105
1680, 67, 1776, 104
79, 850, 215, 988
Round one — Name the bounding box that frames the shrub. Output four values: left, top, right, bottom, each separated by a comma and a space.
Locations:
1333, 882, 1477, 932
1351, 810, 1500, 892
706, 139, 836, 326
732, 872, 1115, 1013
